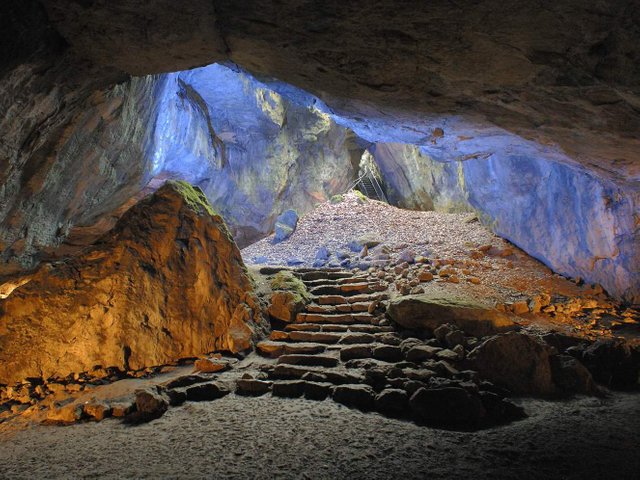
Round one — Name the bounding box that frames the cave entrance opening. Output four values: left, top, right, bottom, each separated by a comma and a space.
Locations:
353, 151, 388, 203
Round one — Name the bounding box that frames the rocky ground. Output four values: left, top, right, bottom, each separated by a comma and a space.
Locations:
243, 192, 640, 343
0, 192, 638, 479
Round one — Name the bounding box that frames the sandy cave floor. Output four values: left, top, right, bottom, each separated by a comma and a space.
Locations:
0, 392, 639, 479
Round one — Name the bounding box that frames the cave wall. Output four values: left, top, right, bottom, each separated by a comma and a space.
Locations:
364, 141, 640, 304
370, 143, 472, 213
150, 64, 362, 247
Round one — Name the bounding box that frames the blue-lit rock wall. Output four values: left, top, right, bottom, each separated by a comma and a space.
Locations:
363, 138, 639, 304
462, 155, 639, 305
309, 110, 639, 304
369, 143, 472, 213
150, 64, 361, 247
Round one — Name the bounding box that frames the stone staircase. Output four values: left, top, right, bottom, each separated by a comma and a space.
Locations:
237, 267, 433, 413
235, 267, 527, 430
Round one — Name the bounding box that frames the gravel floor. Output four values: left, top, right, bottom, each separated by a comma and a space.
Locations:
0, 393, 638, 479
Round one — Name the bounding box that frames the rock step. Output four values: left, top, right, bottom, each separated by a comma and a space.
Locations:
268, 364, 364, 384
280, 331, 343, 344
340, 344, 404, 362
305, 302, 372, 314
301, 277, 370, 287
285, 323, 395, 334
257, 340, 327, 357
296, 312, 374, 324
315, 293, 387, 305
297, 271, 353, 281
309, 283, 376, 296
276, 354, 339, 368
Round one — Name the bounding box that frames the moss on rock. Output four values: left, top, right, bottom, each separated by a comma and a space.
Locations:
167, 180, 216, 216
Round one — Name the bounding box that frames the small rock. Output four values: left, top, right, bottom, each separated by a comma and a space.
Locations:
236, 379, 272, 396
511, 301, 530, 315
550, 355, 595, 394
479, 391, 527, 424
410, 387, 485, 428
406, 345, 441, 362
194, 358, 229, 373
47, 402, 84, 424
315, 246, 330, 261
373, 345, 403, 362
445, 330, 466, 349
340, 345, 373, 361
272, 209, 298, 243
304, 381, 332, 400
166, 389, 187, 406
436, 349, 460, 362
272, 380, 305, 398
111, 402, 135, 417
83, 402, 111, 421
332, 384, 375, 411
186, 382, 230, 402
375, 389, 409, 416
129, 388, 169, 423
418, 270, 434, 282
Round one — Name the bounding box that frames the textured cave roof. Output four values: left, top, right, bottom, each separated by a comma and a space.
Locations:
36, 0, 640, 182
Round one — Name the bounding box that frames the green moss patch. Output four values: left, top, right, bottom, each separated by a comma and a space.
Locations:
270, 271, 311, 303
167, 180, 216, 216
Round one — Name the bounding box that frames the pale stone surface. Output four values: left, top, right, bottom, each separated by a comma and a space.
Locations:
386, 293, 516, 337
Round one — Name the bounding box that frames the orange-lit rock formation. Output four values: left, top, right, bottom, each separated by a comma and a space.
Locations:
0, 181, 264, 385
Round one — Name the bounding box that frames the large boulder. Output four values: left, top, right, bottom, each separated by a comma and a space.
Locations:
386, 293, 516, 337
272, 210, 299, 244
569, 339, 640, 390
267, 271, 311, 322
409, 387, 486, 429
0, 181, 264, 385
466, 332, 557, 396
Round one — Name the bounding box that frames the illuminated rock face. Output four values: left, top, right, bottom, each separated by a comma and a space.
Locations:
0, 181, 264, 385
150, 64, 360, 247
368, 142, 640, 304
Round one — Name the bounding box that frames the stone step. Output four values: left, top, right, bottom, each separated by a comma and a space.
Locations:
276, 354, 339, 368
309, 283, 374, 296
305, 302, 372, 314
259, 266, 292, 275
257, 340, 327, 357
315, 293, 388, 305
269, 364, 364, 384
285, 323, 394, 334
294, 267, 344, 273
296, 312, 374, 324
339, 343, 404, 362
297, 271, 353, 281
302, 276, 370, 288
235, 379, 273, 396
338, 333, 377, 344
287, 331, 343, 344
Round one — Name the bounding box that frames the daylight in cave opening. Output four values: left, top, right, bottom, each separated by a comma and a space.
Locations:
0, 1, 639, 478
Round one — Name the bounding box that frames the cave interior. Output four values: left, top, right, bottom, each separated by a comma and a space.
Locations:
0, 1, 639, 479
